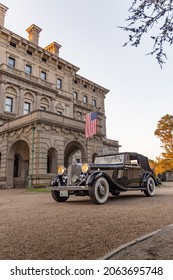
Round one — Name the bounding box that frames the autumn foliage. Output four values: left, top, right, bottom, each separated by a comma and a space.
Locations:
150, 114, 173, 174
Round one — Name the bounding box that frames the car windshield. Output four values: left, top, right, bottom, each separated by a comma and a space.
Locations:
94, 154, 124, 164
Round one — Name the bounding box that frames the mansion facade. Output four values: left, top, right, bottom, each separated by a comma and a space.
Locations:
0, 3, 120, 188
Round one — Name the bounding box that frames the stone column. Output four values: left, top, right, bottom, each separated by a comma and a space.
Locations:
0, 82, 5, 113
18, 87, 24, 116
51, 98, 55, 112
36, 93, 41, 109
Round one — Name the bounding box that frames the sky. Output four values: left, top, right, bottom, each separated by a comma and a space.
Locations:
1, 0, 173, 160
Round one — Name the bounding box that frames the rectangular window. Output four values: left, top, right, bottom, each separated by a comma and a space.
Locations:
41, 71, 46, 80
57, 78, 62, 89
92, 99, 97, 107
57, 111, 62, 115
83, 95, 88, 104
24, 102, 31, 115
73, 91, 78, 99
10, 41, 16, 48
27, 50, 32, 56
25, 64, 32, 74
42, 57, 47, 63
40, 106, 46, 110
5, 97, 13, 112
8, 57, 15, 68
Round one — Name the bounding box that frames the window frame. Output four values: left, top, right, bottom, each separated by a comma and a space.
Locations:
92, 99, 97, 107
24, 102, 31, 115
25, 64, 32, 75
57, 111, 63, 115
8, 57, 15, 68
27, 50, 33, 56
73, 91, 78, 99
41, 71, 47, 81
57, 78, 62, 89
5, 96, 13, 112
83, 95, 88, 104
10, 41, 16, 48
40, 106, 46, 111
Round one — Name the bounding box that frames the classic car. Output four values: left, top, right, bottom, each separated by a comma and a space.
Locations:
49, 152, 158, 204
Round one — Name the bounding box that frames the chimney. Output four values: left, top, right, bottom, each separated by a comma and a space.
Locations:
44, 42, 61, 56
0, 3, 8, 27
26, 24, 42, 45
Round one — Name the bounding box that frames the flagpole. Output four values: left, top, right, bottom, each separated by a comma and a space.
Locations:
85, 114, 88, 162
86, 136, 88, 162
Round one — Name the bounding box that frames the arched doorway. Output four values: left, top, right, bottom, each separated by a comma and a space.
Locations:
64, 141, 87, 168
7, 140, 29, 188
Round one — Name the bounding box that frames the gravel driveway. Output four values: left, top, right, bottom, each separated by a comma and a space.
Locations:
0, 183, 173, 260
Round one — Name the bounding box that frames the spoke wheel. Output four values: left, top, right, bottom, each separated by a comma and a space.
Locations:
144, 177, 155, 197
89, 177, 109, 204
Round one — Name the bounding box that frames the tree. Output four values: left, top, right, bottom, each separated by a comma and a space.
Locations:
155, 114, 173, 154
153, 114, 173, 173
120, 0, 173, 67
149, 156, 173, 175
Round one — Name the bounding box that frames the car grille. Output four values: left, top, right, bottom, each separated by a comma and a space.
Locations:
67, 164, 82, 186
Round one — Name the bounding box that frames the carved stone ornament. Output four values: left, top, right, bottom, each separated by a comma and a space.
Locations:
9, 131, 16, 138
61, 127, 68, 135
5, 86, 17, 94
51, 125, 61, 133
23, 126, 32, 134
41, 124, 51, 131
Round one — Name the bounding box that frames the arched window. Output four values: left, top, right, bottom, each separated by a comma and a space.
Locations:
5, 86, 17, 114
40, 97, 50, 111
23, 92, 35, 115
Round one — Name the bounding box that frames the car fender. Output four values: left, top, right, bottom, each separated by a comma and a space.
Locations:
141, 172, 158, 187
51, 174, 63, 186
86, 171, 127, 191
86, 171, 107, 187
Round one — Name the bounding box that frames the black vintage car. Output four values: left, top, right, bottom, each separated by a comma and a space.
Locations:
49, 152, 158, 204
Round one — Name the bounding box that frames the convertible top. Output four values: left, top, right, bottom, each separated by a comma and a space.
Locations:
127, 152, 152, 172
97, 152, 152, 172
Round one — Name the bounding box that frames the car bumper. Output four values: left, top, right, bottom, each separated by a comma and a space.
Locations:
48, 185, 89, 191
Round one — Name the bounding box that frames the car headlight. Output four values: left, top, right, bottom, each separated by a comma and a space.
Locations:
57, 166, 66, 175
82, 163, 90, 173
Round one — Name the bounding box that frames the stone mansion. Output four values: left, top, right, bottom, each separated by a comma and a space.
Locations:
0, 3, 119, 188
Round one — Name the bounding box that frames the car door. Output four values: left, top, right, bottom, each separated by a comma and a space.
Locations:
126, 158, 143, 187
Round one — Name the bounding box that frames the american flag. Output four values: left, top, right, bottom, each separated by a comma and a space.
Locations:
85, 111, 98, 139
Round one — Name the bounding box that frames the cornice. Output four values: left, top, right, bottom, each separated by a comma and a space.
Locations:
0, 26, 80, 73
74, 73, 109, 94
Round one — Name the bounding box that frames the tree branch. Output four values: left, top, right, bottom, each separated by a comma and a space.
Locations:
120, 0, 173, 67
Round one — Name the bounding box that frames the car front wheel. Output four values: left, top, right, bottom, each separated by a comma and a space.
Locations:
89, 177, 109, 204
144, 177, 156, 197
51, 190, 69, 202
51, 180, 69, 202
